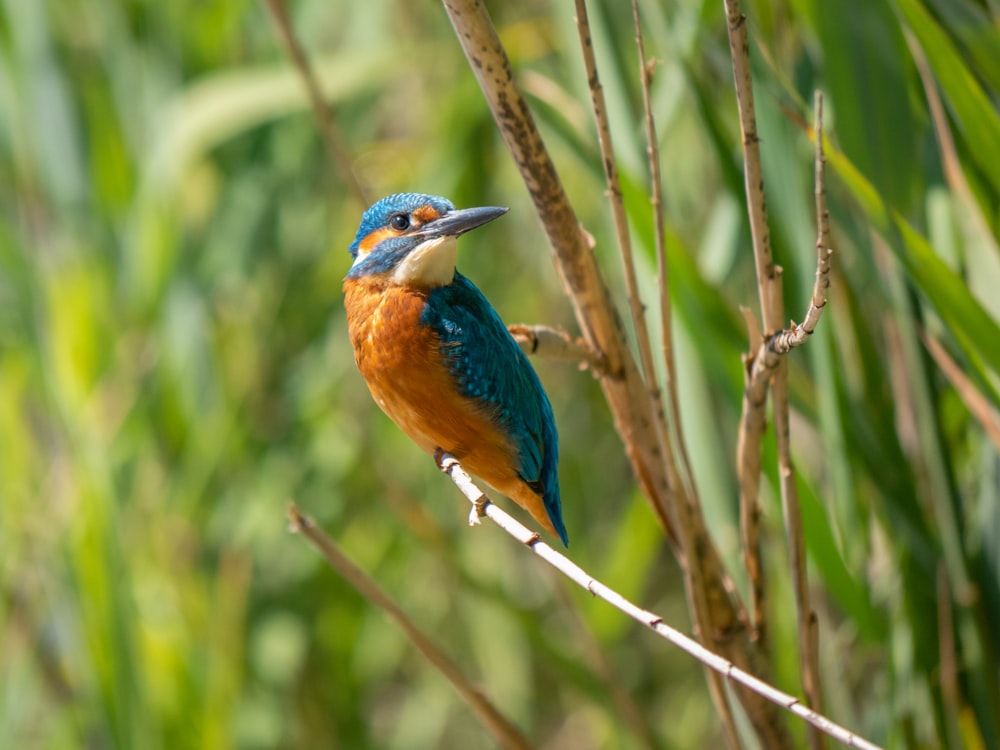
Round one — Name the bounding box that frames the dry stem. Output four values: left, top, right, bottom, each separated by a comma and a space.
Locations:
629, 0, 699, 556
288, 505, 532, 750
736, 96, 833, 632
726, 0, 773, 648
507, 324, 606, 371
922, 332, 1000, 452
725, 0, 829, 744
570, 0, 740, 741
263, 0, 370, 208
443, 2, 792, 746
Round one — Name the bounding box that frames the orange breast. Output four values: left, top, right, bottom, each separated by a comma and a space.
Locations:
344, 277, 519, 478
343, 276, 559, 537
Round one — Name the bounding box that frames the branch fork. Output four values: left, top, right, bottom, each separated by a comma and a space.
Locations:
726, 0, 834, 737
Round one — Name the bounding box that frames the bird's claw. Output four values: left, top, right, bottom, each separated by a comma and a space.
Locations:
468, 495, 488, 527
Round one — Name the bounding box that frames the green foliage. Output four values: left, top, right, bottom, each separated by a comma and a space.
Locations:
1, 0, 997, 748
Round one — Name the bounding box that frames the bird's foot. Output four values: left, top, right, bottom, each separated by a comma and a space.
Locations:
468, 495, 488, 527
435, 448, 492, 528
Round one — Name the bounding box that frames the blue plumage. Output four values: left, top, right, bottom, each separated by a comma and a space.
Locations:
423, 274, 566, 545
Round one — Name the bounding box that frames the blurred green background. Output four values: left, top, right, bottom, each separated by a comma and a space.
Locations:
2, 0, 999, 748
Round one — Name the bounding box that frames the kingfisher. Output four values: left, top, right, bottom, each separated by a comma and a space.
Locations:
343, 193, 568, 546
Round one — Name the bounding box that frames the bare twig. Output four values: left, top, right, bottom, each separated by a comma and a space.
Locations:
937, 565, 964, 750
442, 3, 791, 746
629, 0, 700, 555
573, 0, 705, 639
571, 18, 738, 678
435, 452, 883, 750
629, 13, 746, 664
572, 0, 739, 742
287, 505, 532, 750
572, 0, 677, 508
724, 1, 827, 745
922, 332, 1000, 452
907, 30, 1000, 261
263, 0, 371, 208
725, 57, 832, 732
507, 324, 606, 372
726, 0, 775, 649
778, 100, 830, 738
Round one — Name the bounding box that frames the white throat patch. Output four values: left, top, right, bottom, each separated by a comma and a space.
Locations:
351, 248, 370, 268
391, 235, 458, 287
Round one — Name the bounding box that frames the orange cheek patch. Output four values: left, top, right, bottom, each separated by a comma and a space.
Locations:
358, 226, 396, 255
412, 205, 442, 225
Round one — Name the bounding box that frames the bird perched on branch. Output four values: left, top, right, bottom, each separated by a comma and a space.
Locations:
343, 193, 568, 545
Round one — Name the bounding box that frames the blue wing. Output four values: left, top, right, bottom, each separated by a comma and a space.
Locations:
423, 273, 567, 545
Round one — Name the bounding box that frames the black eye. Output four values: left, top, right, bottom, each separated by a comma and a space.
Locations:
389, 213, 410, 231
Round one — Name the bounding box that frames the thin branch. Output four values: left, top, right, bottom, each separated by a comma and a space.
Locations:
907, 30, 1000, 260
572, 0, 714, 648
629, 20, 746, 674
922, 331, 1000, 453
724, 1, 828, 744
287, 505, 533, 750
739, 93, 833, 408
507, 324, 606, 372
582, 0, 738, 743
567, 35, 750, 733
434, 452, 883, 750
725, 0, 776, 652
630, 0, 700, 555
738, 95, 830, 747
442, 4, 791, 746
263, 0, 371, 208
780, 99, 830, 734
572, 0, 679, 513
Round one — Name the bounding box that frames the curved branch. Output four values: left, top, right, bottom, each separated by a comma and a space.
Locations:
288, 506, 532, 750
434, 452, 882, 750
263, 0, 371, 208
507, 323, 606, 372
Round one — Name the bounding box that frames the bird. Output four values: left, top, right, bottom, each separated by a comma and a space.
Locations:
343, 192, 568, 546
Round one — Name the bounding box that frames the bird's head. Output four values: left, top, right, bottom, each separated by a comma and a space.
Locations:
346, 193, 508, 287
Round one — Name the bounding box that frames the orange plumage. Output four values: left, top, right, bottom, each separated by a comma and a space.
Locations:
343, 274, 560, 537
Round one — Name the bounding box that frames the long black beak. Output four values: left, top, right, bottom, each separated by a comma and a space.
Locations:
418, 205, 508, 239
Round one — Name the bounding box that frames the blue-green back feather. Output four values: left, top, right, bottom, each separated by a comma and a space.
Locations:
421, 273, 567, 545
